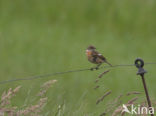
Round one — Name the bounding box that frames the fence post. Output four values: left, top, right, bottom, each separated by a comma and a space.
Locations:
135, 58, 154, 116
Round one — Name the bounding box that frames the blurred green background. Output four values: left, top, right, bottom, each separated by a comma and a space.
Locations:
0, 0, 156, 115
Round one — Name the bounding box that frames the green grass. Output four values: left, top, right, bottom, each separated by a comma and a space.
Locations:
0, 0, 156, 115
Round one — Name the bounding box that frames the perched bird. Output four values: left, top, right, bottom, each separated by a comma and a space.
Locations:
86, 45, 112, 70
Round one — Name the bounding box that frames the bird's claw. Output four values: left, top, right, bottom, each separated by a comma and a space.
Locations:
95, 67, 99, 70
90, 67, 94, 71
90, 67, 99, 71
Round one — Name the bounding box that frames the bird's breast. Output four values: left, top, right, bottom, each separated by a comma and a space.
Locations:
86, 50, 92, 56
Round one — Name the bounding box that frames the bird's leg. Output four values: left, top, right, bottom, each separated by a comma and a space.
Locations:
90, 67, 95, 71
95, 63, 102, 70
90, 64, 102, 71
90, 63, 102, 71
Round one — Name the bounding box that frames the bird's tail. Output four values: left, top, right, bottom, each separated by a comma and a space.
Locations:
105, 61, 112, 67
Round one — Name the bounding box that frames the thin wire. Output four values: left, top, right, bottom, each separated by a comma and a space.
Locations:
0, 68, 91, 84
145, 62, 156, 65
0, 62, 155, 85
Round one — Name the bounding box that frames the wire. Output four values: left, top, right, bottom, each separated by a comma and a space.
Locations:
145, 62, 156, 65
0, 68, 91, 84
0, 62, 155, 85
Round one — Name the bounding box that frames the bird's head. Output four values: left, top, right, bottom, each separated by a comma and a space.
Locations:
87, 45, 96, 50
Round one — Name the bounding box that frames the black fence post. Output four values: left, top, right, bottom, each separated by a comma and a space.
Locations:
135, 58, 154, 116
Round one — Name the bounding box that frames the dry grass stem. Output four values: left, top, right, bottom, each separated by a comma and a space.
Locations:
95, 79, 99, 83
0, 86, 21, 107
112, 97, 138, 116
38, 80, 57, 97
98, 70, 110, 78
127, 97, 138, 104
17, 97, 47, 116
126, 91, 141, 96
0, 80, 57, 116
94, 85, 100, 90
96, 91, 111, 105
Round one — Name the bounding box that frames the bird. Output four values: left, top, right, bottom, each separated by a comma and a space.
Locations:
86, 45, 112, 70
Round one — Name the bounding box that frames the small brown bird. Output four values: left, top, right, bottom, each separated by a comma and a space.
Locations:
86, 45, 112, 70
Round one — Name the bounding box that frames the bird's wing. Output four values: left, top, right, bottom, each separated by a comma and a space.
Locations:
92, 51, 112, 66
92, 51, 99, 56
92, 51, 106, 61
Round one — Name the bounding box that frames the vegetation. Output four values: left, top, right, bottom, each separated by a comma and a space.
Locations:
0, 0, 156, 115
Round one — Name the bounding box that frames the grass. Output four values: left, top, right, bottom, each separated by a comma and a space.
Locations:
0, 0, 156, 115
